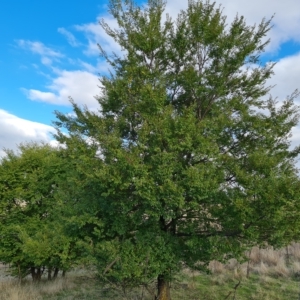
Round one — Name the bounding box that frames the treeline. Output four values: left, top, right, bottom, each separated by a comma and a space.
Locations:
1, 1, 300, 299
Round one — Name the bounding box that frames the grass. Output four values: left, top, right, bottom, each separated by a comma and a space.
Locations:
1, 271, 299, 300
1, 243, 300, 299
173, 269, 300, 300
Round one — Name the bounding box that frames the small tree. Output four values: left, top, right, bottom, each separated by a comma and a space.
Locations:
0, 143, 76, 281
55, 1, 300, 298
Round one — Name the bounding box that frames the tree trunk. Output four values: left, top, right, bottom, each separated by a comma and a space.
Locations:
36, 267, 42, 281
17, 263, 21, 281
156, 216, 172, 300
31, 267, 36, 281
53, 267, 59, 279
48, 268, 52, 280
31, 267, 42, 282
157, 274, 171, 300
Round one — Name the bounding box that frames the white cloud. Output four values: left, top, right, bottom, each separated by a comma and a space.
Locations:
291, 125, 300, 150
17, 40, 62, 57
267, 51, 300, 101
215, 0, 300, 53
0, 109, 55, 157
264, 52, 300, 153
23, 89, 57, 103
78, 58, 111, 74
23, 70, 100, 109
17, 40, 63, 66
58, 27, 80, 47
78, 60, 98, 73
41, 57, 52, 66
75, 16, 121, 56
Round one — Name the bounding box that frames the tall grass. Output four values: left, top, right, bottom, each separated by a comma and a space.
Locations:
0, 278, 74, 300
209, 242, 300, 278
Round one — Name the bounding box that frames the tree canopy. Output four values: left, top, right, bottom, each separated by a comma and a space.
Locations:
0, 144, 78, 281
53, 0, 300, 299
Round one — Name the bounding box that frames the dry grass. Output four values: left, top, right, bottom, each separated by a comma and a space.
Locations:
0, 278, 75, 300
0, 267, 95, 300
208, 243, 300, 279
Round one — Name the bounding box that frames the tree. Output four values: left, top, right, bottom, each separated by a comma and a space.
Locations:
0, 143, 77, 281
54, 0, 300, 298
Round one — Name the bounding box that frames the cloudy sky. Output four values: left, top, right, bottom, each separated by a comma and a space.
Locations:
1, 0, 300, 157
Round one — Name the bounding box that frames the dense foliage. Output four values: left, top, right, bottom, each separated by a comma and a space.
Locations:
0, 144, 78, 281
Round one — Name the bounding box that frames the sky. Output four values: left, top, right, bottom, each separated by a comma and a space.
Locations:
1, 0, 300, 158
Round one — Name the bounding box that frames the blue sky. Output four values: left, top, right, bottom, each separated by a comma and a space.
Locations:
1, 0, 300, 156
1, 0, 108, 124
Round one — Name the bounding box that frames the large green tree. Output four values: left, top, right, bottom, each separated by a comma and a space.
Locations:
0, 144, 77, 281
54, 0, 300, 298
